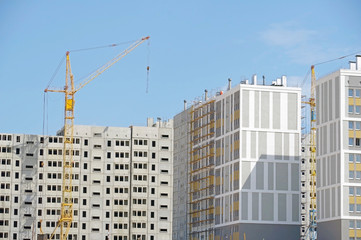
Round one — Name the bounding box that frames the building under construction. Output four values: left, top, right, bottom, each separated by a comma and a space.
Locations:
315, 55, 361, 240
0, 119, 173, 240
173, 77, 302, 240
3, 56, 361, 240
300, 133, 315, 239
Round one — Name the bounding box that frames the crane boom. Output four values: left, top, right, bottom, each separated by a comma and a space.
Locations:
45, 36, 150, 94
44, 36, 150, 240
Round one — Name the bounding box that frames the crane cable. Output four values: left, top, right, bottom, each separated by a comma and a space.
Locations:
299, 49, 361, 88
313, 50, 361, 66
43, 39, 142, 123
146, 39, 150, 93
43, 53, 65, 147
68, 40, 135, 53
69, 40, 145, 88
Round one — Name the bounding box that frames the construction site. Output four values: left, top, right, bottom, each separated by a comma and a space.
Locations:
1, 28, 361, 240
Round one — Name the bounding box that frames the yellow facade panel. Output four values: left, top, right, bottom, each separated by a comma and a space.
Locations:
210, 147, 215, 154
216, 148, 221, 157
235, 109, 240, 119
350, 229, 355, 238
356, 196, 361, 204
350, 130, 355, 138
233, 232, 240, 239
357, 229, 361, 237
356, 98, 361, 106
356, 131, 361, 138
216, 206, 220, 214
350, 163, 355, 171
216, 119, 222, 128
350, 97, 355, 105
350, 196, 355, 204
234, 170, 239, 180
233, 201, 239, 210
216, 176, 220, 185
356, 164, 361, 171
209, 176, 214, 185
234, 140, 240, 149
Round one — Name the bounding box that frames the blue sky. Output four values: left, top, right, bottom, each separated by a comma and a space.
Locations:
1, 0, 360, 135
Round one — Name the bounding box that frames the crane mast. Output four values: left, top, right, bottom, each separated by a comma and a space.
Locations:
305, 53, 356, 239
44, 36, 149, 240
309, 65, 317, 240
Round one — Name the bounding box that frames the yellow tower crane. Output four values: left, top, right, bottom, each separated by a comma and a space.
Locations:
308, 65, 317, 240
303, 52, 359, 240
301, 65, 317, 239
44, 36, 150, 240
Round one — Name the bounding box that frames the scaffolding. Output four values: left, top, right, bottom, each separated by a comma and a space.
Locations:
188, 99, 216, 240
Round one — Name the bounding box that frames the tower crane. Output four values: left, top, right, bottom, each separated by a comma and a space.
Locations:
301, 65, 317, 240
307, 65, 317, 240
43, 36, 150, 240
302, 52, 360, 240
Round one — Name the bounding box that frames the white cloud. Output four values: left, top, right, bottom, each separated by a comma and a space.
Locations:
260, 23, 317, 48
259, 22, 335, 65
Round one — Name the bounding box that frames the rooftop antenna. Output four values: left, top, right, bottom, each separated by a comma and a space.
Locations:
262, 75, 265, 85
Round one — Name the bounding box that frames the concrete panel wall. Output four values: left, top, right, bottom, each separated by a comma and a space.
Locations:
318, 219, 345, 240
288, 93, 298, 130
276, 163, 288, 190
215, 222, 300, 240
261, 91, 270, 128
278, 193, 287, 221
262, 193, 274, 221
242, 90, 249, 128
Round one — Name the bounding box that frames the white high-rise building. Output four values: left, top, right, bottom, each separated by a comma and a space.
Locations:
316, 55, 361, 240
0, 118, 173, 240
173, 77, 302, 240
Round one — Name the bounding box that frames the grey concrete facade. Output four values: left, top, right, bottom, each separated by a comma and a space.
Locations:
317, 219, 348, 240
0, 118, 173, 240
215, 222, 300, 240
173, 109, 190, 240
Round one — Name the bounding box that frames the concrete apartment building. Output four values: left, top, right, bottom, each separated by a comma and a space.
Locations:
300, 134, 315, 239
173, 77, 302, 240
0, 118, 173, 240
316, 55, 361, 240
